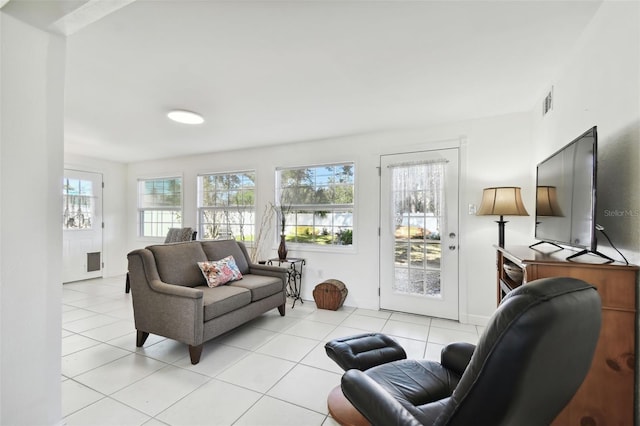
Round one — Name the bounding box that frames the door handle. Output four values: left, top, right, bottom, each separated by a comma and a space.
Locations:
449, 232, 457, 251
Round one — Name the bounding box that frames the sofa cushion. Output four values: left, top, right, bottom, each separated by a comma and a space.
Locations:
229, 274, 283, 302
201, 240, 250, 274
199, 285, 252, 321
147, 242, 207, 287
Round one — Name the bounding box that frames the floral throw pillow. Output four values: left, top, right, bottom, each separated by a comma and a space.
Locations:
197, 256, 243, 287
223, 256, 243, 281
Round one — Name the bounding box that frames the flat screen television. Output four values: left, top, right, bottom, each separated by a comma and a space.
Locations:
532, 126, 611, 262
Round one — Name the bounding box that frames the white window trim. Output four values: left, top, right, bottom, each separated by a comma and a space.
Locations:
137, 175, 184, 239
197, 170, 257, 243
276, 161, 356, 252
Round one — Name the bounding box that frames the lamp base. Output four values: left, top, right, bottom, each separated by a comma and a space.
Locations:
495, 216, 507, 248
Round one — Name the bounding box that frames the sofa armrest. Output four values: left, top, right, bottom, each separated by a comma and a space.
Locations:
248, 264, 288, 288
148, 279, 203, 299
249, 263, 286, 274
128, 249, 205, 345
131, 279, 205, 346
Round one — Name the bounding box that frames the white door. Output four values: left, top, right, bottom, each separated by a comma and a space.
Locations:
62, 170, 103, 283
380, 149, 459, 320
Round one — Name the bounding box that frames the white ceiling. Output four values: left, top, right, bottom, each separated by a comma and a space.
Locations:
4, 0, 603, 163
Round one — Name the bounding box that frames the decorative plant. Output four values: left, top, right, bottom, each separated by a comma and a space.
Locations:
277, 190, 292, 236
278, 207, 286, 235
249, 202, 274, 263
275, 190, 293, 260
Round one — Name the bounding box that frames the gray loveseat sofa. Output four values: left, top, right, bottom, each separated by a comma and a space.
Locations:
127, 239, 287, 364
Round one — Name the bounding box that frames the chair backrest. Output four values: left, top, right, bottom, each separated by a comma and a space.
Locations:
437, 277, 601, 426
164, 227, 196, 243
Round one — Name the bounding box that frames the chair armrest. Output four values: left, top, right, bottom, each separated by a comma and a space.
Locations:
341, 369, 424, 426
440, 342, 476, 376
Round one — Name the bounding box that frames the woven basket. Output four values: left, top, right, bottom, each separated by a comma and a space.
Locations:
313, 279, 348, 311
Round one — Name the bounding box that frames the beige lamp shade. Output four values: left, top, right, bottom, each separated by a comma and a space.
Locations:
536, 186, 563, 217
477, 187, 529, 216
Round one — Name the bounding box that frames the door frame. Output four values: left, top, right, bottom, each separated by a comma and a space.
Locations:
62, 168, 104, 283
376, 138, 468, 321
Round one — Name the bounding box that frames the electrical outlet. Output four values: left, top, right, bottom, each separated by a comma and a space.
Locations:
468, 203, 477, 215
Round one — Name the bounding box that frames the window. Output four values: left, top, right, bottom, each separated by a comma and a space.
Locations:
277, 163, 354, 246
197, 171, 256, 242
138, 177, 182, 237
63, 178, 95, 230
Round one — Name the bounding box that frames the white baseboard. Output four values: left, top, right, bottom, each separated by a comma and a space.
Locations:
459, 313, 491, 327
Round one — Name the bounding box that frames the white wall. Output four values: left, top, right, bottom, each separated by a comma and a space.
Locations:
461, 114, 534, 322
64, 153, 129, 277
528, 3, 640, 419
530, 1, 640, 266
1, 13, 65, 425
127, 111, 533, 325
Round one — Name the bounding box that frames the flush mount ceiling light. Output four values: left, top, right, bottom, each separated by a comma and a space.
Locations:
167, 109, 204, 125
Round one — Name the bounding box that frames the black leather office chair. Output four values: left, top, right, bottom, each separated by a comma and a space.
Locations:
338, 277, 601, 426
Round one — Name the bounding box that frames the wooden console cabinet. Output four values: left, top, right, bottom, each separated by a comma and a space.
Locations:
496, 245, 638, 425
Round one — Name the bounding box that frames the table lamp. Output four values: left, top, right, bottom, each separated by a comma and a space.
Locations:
477, 187, 529, 247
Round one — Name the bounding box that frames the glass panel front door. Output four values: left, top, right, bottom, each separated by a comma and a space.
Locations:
380, 149, 459, 319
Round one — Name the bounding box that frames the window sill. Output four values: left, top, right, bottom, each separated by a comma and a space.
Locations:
277, 242, 357, 255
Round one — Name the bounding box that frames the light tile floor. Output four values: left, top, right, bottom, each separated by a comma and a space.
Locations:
62, 275, 484, 426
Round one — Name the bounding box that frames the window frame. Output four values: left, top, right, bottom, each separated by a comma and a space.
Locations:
276, 162, 355, 250
137, 176, 183, 238
197, 170, 257, 243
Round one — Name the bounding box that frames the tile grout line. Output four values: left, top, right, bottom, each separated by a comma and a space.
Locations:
62, 277, 478, 426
